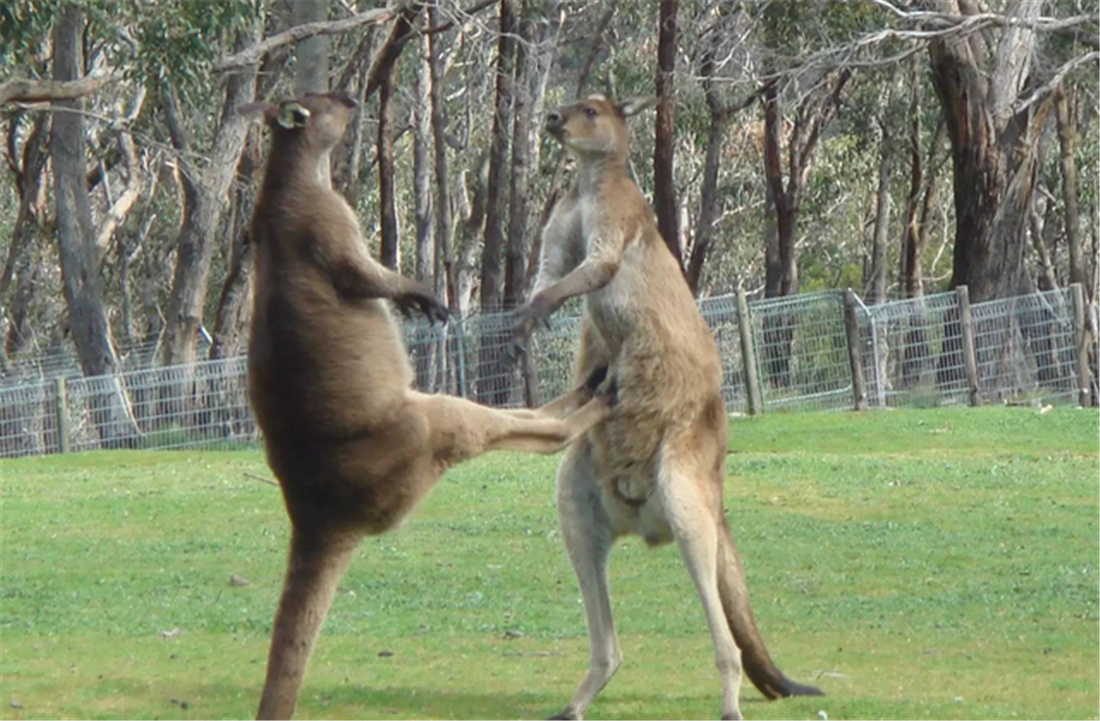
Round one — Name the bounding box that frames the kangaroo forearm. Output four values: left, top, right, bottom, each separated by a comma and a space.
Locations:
531, 258, 618, 315
332, 256, 432, 301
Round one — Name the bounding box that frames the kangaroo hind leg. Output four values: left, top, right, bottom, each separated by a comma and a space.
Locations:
257, 529, 360, 720
551, 442, 622, 721
410, 392, 608, 460
657, 457, 745, 721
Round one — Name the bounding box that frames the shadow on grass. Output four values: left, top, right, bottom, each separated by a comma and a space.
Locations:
298, 684, 567, 719
294, 684, 758, 720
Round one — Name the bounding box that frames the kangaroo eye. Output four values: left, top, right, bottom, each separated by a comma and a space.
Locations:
584, 107, 598, 119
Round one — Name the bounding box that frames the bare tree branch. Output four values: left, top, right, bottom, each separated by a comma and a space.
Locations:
989, 0, 1041, 124
1013, 50, 1100, 116
867, 0, 1097, 36
0, 72, 118, 105
767, 0, 1097, 83
95, 133, 143, 255
216, 4, 406, 72
576, 0, 619, 96
425, 0, 496, 34
364, 5, 422, 100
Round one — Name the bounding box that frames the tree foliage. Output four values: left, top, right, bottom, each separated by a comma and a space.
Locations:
0, 0, 1096, 372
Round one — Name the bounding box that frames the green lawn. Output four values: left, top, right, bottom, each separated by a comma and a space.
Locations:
1, 407, 1097, 720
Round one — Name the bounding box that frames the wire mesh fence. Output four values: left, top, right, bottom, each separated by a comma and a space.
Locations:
699, 294, 748, 414
1, 286, 1093, 458
65, 356, 256, 453
4, 337, 202, 384
970, 289, 1080, 405
866, 291, 972, 408
749, 291, 857, 412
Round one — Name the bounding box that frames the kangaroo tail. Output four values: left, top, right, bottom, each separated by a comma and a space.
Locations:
716, 516, 823, 699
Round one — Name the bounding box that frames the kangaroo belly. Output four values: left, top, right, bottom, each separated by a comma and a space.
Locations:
265, 402, 436, 534
249, 293, 412, 438
587, 368, 727, 548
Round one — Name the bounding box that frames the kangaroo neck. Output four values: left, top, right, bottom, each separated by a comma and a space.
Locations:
575, 155, 630, 197
262, 142, 332, 197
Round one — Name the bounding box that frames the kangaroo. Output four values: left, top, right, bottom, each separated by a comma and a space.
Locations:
240, 92, 611, 720
513, 94, 823, 720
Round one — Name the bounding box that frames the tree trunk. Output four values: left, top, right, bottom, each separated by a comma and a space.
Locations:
653, 0, 681, 266
377, 68, 400, 271
293, 0, 329, 94
866, 122, 891, 305
900, 71, 944, 301
761, 91, 791, 386
209, 129, 262, 360
2, 113, 49, 297
428, 1, 457, 312
1028, 194, 1059, 292
4, 243, 41, 358
685, 39, 727, 296
411, 17, 436, 391
413, 18, 434, 288
526, 1, 612, 296
477, 0, 517, 406
909, 124, 945, 300
2, 112, 49, 358
1055, 87, 1087, 297
519, 4, 565, 296
504, 0, 534, 310
50, 6, 140, 448
335, 29, 375, 206
762, 79, 798, 297
480, 0, 516, 314
293, 0, 331, 187
762, 184, 781, 299
760, 65, 848, 388
161, 31, 258, 367
456, 156, 489, 316
929, 0, 1047, 303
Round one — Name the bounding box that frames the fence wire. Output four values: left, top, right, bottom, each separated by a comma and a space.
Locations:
970, 289, 1079, 404
699, 294, 748, 414
867, 291, 971, 407
750, 292, 856, 412
1, 287, 1092, 458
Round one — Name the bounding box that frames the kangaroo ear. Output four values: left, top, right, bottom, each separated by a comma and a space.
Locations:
617, 96, 658, 118
238, 101, 274, 123
276, 102, 311, 129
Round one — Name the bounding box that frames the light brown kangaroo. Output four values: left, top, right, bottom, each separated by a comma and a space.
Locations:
240, 92, 611, 720
514, 94, 823, 720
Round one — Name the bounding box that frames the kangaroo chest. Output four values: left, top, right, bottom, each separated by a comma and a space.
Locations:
578, 204, 646, 349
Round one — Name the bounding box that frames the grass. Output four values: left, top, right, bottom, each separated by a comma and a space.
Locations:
1, 406, 1097, 720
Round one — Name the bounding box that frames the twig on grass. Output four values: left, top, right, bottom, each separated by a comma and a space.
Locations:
244, 472, 279, 487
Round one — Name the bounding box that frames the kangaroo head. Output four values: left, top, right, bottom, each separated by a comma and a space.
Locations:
545, 94, 657, 161
240, 92, 359, 151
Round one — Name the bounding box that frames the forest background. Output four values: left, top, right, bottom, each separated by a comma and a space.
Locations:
0, 0, 1096, 385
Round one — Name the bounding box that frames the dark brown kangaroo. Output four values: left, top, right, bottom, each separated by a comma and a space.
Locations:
241, 93, 610, 720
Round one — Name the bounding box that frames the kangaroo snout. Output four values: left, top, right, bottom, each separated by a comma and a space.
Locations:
545, 110, 565, 136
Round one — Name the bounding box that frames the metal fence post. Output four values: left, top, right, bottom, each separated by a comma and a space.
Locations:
736, 288, 762, 415
454, 318, 468, 399
956, 285, 981, 406
1070, 282, 1093, 407
54, 377, 71, 454
867, 300, 887, 408
843, 290, 867, 410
